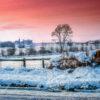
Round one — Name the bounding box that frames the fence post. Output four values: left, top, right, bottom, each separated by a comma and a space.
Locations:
0, 60, 1, 67
42, 59, 45, 68
23, 58, 26, 68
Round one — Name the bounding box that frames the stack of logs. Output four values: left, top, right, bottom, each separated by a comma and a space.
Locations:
48, 57, 91, 69
48, 50, 100, 70
59, 57, 90, 69
93, 50, 100, 64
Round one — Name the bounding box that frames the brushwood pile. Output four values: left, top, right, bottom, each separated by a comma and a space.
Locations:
48, 50, 100, 69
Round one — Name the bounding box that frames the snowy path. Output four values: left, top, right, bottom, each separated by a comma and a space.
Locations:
0, 89, 100, 100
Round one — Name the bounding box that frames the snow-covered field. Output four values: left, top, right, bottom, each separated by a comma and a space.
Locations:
0, 54, 60, 68
0, 50, 100, 92
0, 66, 100, 92
0, 50, 97, 68
0, 54, 60, 59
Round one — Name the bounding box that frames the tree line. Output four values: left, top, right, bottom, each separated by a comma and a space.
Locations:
0, 24, 99, 56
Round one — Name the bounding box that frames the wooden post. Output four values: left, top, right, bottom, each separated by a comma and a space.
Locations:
0, 60, 1, 67
42, 59, 45, 68
23, 58, 26, 68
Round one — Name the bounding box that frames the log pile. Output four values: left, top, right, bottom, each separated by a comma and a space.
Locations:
48, 57, 91, 69
48, 50, 100, 69
93, 50, 100, 64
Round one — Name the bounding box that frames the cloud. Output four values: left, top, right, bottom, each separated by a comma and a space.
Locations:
0, 23, 33, 30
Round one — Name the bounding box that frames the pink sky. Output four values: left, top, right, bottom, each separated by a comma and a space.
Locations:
0, 0, 100, 42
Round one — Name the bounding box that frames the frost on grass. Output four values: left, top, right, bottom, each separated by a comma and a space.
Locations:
0, 50, 100, 92
0, 66, 100, 92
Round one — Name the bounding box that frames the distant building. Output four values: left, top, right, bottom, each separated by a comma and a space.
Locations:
0, 39, 99, 56
14, 39, 35, 55
15, 39, 34, 48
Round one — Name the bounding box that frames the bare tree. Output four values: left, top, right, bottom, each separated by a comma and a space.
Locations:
51, 24, 73, 53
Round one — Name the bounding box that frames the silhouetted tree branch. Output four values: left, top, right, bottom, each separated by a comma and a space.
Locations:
52, 24, 73, 53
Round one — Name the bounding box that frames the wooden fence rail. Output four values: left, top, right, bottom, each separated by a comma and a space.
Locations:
0, 58, 50, 68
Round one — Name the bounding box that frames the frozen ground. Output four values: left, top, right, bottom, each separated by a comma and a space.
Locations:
0, 88, 100, 100
0, 66, 100, 92
0, 50, 99, 92
0, 54, 60, 59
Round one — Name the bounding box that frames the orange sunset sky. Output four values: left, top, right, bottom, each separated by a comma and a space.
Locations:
0, 0, 100, 42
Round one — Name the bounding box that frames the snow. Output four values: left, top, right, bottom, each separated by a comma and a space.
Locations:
0, 50, 99, 92
88, 50, 96, 58
74, 52, 91, 62
50, 50, 97, 64
49, 55, 61, 67
0, 66, 100, 92
0, 50, 96, 63
0, 54, 60, 60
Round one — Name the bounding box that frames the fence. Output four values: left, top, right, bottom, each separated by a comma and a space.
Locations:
0, 58, 50, 68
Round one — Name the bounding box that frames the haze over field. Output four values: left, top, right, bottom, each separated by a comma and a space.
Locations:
0, 0, 100, 42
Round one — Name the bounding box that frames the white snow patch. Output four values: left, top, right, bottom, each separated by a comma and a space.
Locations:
0, 66, 100, 91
